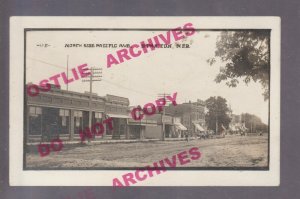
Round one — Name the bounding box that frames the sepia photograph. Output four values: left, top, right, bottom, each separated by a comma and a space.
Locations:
9, 17, 280, 186
24, 27, 270, 170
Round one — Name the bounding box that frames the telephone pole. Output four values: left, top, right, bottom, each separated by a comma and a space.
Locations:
66, 55, 69, 91
157, 93, 170, 141
216, 114, 218, 135
82, 67, 102, 142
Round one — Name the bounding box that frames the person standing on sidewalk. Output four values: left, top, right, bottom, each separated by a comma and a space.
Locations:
185, 132, 189, 142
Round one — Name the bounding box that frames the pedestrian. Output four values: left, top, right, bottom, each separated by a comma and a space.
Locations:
185, 132, 189, 142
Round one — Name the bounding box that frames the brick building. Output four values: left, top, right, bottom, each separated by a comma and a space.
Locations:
165, 99, 206, 136
25, 84, 129, 142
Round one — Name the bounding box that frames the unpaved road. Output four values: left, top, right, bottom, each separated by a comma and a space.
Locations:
26, 135, 268, 169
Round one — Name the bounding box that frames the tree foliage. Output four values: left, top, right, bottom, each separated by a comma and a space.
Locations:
205, 96, 231, 133
208, 30, 270, 100
241, 113, 268, 133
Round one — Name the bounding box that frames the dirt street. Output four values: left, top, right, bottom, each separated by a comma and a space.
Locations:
26, 135, 268, 169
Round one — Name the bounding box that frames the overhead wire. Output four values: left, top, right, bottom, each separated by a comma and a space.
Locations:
26, 56, 156, 98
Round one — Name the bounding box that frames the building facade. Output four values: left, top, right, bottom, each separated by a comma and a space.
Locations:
165, 99, 206, 136
104, 94, 130, 139
26, 84, 129, 142
229, 114, 247, 134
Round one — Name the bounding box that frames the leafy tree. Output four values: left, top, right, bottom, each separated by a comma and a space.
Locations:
208, 30, 270, 100
205, 96, 231, 133
241, 113, 268, 133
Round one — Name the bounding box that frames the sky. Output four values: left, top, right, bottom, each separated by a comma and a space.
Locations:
26, 30, 269, 124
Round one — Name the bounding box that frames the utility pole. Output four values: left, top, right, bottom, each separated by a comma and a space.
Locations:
66, 55, 69, 91
157, 93, 170, 141
251, 119, 253, 133
215, 109, 219, 135
216, 114, 218, 135
82, 67, 102, 142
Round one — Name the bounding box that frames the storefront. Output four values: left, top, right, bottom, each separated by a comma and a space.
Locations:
143, 114, 175, 139
105, 114, 129, 139
28, 106, 73, 141
26, 84, 107, 142
162, 115, 174, 138
128, 118, 158, 139
193, 122, 206, 136
104, 95, 130, 140
173, 117, 187, 138
165, 99, 206, 137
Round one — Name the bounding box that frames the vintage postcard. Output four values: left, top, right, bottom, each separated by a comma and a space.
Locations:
9, 17, 280, 186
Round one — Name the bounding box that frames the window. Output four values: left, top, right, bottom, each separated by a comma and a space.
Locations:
28, 106, 42, 135
59, 109, 70, 134
95, 112, 102, 119
62, 116, 67, 126
75, 117, 81, 127
74, 111, 83, 117
29, 106, 42, 116
74, 111, 84, 134
59, 109, 69, 116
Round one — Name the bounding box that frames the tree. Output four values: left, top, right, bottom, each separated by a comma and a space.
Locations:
241, 113, 268, 133
205, 96, 231, 133
207, 30, 270, 100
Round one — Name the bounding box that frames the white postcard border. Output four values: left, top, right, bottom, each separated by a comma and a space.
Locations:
9, 17, 280, 186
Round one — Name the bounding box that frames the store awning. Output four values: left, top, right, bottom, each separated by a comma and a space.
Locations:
193, 123, 205, 131
107, 114, 130, 119
174, 123, 187, 131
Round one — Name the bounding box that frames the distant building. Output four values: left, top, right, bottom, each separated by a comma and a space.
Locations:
165, 99, 206, 136
127, 106, 158, 139
229, 114, 247, 133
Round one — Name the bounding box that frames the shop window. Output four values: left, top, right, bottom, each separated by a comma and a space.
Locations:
92, 112, 103, 136
29, 115, 42, 135
29, 106, 42, 116
93, 112, 102, 123
74, 111, 83, 134
106, 118, 114, 135
28, 106, 42, 135
95, 112, 102, 119
74, 111, 83, 117
59, 109, 70, 134
59, 109, 69, 117
41, 107, 60, 140
29, 107, 35, 115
